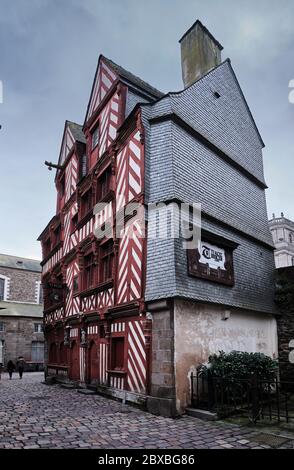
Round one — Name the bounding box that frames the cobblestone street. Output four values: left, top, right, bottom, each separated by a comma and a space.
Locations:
0, 372, 293, 449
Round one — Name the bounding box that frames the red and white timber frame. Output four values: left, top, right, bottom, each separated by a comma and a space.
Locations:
40, 56, 152, 400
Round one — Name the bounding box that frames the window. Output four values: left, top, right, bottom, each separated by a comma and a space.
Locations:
111, 337, 125, 370
34, 323, 43, 333
292, 257, 294, 266
0, 322, 4, 332
31, 341, 44, 363
53, 225, 61, 246
97, 167, 111, 201
35, 281, 43, 304
0, 340, 4, 364
84, 253, 96, 290
47, 274, 64, 307
0, 275, 9, 301
60, 174, 65, 197
81, 189, 92, 218
0, 278, 5, 301
91, 125, 99, 150
43, 237, 51, 258
71, 213, 78, 232
81, 154, 88, 178
39, 285, 43, 304
290, 233, 293, 244
100, 241, 114, 283
73, 275, 79, 293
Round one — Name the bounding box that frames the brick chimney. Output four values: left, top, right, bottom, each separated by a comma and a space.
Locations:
179, 20, 223, 88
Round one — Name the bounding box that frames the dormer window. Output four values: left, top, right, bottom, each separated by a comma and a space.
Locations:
91, 125, 99, 150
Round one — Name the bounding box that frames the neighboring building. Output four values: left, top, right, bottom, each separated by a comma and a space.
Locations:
0, 253, 44, 370
38, 20, 277, 416
269, 213, 294, 268
275, 266, 294, 387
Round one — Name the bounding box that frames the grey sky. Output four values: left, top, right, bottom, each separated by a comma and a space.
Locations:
0, 0, 293, 260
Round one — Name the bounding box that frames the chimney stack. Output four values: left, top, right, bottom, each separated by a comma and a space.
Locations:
179, 20, 223, 88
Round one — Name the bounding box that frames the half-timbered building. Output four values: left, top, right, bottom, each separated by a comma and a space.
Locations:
39, 20, 277, 416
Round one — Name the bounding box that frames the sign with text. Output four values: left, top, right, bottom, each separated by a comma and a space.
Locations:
187, 233, 237, 287
198, 241, 226, 270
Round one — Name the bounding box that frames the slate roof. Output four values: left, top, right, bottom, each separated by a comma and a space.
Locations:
0, 254, 41, 273
0, 301, 43, 318
102, 55, 164, 100
66, 120, 86, 144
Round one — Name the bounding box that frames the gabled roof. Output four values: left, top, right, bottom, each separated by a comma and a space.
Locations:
56, 120, 85, 176
85, 55, 164, 124
102, 56, 164, 100
67, 121, 86, 145
0, 253, 41, 272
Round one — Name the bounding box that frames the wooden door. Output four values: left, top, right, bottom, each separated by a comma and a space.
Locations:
70, 341, 79, 381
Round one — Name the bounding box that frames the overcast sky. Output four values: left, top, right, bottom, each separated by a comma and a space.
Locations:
0, 0, 293, 260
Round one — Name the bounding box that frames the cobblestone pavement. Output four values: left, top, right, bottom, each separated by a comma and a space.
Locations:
0, 372, 293, 449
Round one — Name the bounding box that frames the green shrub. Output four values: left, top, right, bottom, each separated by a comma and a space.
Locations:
200, 351, 278, 382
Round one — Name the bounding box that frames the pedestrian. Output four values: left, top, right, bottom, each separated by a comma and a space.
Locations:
17, 356, 25, 379
7, 360, 15, 379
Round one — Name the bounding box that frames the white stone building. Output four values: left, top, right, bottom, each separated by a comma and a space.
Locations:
269, 213, 294, 268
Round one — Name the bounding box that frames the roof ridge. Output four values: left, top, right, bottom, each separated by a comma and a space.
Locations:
0, 253, 41, 262
102, 55, 164, 99
66, 120, 83, 128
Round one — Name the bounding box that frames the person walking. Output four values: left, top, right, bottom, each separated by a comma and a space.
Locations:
7, 360, 15, 379
17, 356, 25, 379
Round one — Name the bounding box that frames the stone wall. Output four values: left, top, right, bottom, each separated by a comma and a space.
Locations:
174, 299, 278, 413
146, 300, 177, 417
0, 316, 44, 369
275, 266, 294, 384
0, 266, 41, 303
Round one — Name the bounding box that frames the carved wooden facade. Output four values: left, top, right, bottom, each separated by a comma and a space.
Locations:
39, 56, 152, 398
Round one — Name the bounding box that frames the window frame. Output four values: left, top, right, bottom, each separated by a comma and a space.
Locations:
34, 323, 43, 333
96, 167, 112, 202
80, 188, 93, 219
73, 275, 79, 293
83, 252, 96, 290
35, 281, 43, 304
111, 337, 125, 371
99, 241, 114, 284
0, 275, 9, 301
71, 213, 79, 233
31, 341, 44, 363
91, 124, 99, 150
